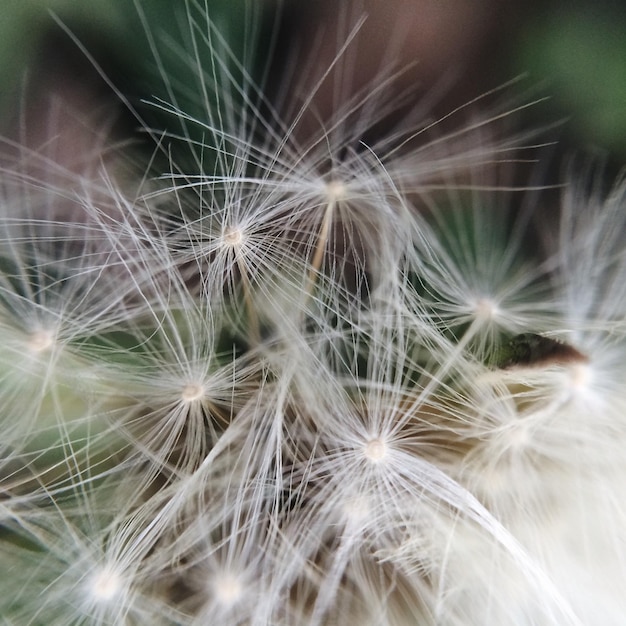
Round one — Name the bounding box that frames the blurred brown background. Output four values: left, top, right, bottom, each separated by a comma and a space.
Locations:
2, 0, 625, 174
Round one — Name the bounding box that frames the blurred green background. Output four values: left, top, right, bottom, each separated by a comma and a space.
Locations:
0, 0, 253, 139
515, 0, 626, 164
1, 0, 625, 166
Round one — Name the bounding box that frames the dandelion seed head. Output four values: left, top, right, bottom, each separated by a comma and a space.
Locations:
4, 4, 626, 623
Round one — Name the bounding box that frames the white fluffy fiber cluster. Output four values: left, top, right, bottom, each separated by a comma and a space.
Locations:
2, 7, 626, 626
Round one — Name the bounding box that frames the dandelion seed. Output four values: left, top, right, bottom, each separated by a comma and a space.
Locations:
87, 565, 124, 603
211, 573, 243, 608
472, 296, 500, 322
363, 437, 388, 463
181, 382, 205, 403
222, 225, 246, 248
567, 362, 591, 389
325, 179, 348, 203
27, 328, 57, 353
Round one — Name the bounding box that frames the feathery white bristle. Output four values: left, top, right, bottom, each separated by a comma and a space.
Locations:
2, 2, 626, 625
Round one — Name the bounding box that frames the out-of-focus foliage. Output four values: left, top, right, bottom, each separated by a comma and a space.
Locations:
514, 1, 626, 160
2, 0, 626, 162
0, 0, 252, 127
